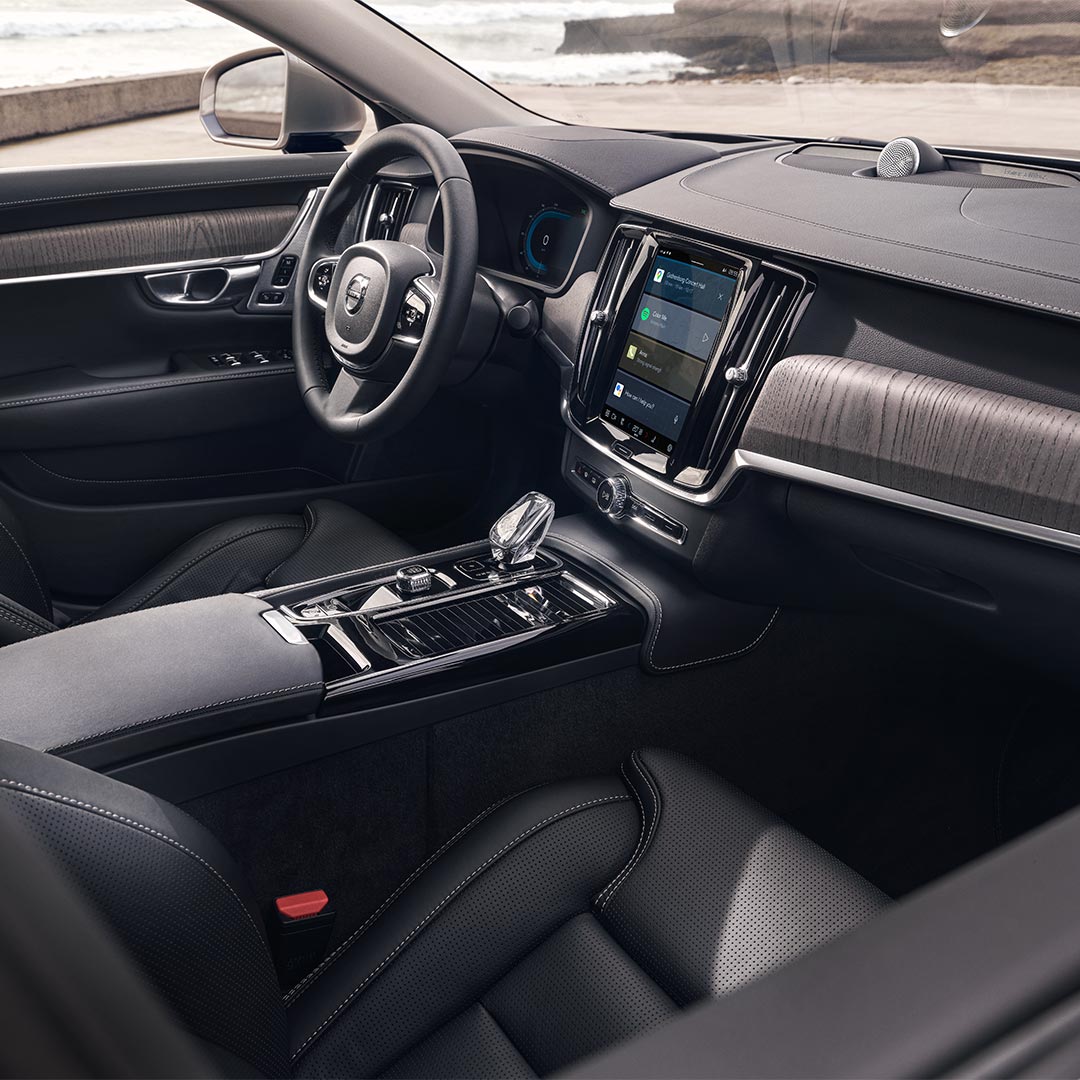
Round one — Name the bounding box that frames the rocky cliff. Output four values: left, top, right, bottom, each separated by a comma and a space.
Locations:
558, 1, 1080, 82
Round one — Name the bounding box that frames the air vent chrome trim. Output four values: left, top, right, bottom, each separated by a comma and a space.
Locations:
359, 180, 417, 242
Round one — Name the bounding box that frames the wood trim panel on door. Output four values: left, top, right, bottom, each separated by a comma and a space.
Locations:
740, 353, 1080, 533
0, 205, 298, 280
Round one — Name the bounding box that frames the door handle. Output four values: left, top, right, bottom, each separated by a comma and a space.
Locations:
141, 264, 261, 307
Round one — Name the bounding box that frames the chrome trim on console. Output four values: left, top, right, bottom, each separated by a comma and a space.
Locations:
726, 449, 1080, 556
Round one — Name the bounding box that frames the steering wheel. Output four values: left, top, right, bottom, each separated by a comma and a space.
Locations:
293, 125, 478, 441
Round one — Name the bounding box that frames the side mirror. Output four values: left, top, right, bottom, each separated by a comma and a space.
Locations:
200, 47, 366, 152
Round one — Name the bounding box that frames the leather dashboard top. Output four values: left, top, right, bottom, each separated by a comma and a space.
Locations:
613, 144, 1080, 321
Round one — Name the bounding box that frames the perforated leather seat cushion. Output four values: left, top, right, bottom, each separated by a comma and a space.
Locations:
288, 750, 888, 1078
0, 738, 888, 1079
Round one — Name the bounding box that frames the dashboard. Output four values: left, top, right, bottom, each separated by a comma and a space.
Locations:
375, 124, 1080, 682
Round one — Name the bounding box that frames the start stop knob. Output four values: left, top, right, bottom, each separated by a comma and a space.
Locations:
596, 476, 630, 518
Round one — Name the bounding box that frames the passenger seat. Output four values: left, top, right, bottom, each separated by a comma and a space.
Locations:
0, 741, 887, 1077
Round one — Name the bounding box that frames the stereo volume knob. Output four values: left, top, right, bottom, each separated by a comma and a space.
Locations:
597, 476, 630, 518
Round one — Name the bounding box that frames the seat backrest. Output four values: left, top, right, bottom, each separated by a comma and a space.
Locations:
0, 738, 290, 1077
0, 493, 56, 644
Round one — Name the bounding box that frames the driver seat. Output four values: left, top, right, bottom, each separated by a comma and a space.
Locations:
0, 495, 416, 646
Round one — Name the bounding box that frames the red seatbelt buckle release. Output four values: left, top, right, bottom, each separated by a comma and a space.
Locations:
272, 889, 335, 988
275, 889, 329, 920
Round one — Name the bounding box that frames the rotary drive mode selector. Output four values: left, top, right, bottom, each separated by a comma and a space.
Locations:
596, 476, 630, 518
395, 565, 433, 595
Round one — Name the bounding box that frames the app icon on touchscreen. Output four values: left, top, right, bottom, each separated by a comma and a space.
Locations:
614, 382, 624, 398
653, 268, 665, 283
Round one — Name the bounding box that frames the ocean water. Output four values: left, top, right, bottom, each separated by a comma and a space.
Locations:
0, 0, 685, 89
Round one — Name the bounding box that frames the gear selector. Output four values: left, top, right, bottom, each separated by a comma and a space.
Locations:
489, 491, 555, 570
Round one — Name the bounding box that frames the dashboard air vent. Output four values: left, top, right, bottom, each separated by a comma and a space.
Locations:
361, 181, 416, 241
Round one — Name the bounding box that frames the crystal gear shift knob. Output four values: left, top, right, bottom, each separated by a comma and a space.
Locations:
489, 491, 555, 569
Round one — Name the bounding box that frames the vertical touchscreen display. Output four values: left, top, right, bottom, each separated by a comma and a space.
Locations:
602, 246, 739, 454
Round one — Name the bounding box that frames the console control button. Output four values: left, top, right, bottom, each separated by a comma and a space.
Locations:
574, 460, 603, 488
272, 254, 298, 287
454, 558, 491, 581
597, 476, 630, 518
396, 565, 433, 595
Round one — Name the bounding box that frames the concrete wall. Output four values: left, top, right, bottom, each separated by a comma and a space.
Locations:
0, 70, 203, 144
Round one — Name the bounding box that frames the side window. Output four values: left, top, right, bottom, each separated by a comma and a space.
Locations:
0, 1, 282, 167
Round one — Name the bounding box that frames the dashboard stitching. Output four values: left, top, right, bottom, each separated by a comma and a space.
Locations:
0, 367, 291, 411
611, 193, 1080, 319
0, 172, 334, 211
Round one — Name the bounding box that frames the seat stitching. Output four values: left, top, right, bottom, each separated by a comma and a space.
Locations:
548, 532, 781, 670
0, 777, 267, 948
44, 682, 323, 753
285, 785, 539, 1005
595, 761, 647, 908
290, 793, 631, 1062
0, 606, 49, 637
0, 517, 48, 614
264, 504, 315, 588
599, 751, 661, 911
267, 501, 321, 586
111, 521, 305, 616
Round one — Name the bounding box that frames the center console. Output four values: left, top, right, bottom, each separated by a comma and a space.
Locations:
262, 493, 633, 703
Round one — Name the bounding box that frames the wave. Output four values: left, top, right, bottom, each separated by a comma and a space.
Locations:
466, 50, 693, 86
377, 1, 675, 29
0, 9, 221, 39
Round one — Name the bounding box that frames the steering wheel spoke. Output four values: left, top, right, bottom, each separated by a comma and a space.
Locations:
393, 275, 437, 346
293, 125, 477, 442
306, 256, 339, 311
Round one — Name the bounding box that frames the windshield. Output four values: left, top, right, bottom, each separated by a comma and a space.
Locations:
363, 1, 1080, 157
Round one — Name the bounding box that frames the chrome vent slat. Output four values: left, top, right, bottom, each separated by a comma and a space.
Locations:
361, 181, 418, 242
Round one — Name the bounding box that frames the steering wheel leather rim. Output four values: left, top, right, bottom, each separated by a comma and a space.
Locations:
293, 124, 478, 441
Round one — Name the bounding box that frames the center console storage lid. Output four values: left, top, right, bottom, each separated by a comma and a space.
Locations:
0, 594, 324, 769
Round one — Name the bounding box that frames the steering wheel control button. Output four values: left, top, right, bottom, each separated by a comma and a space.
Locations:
311, 261, 335, 301
396, 290, 429, 337
597, 476, 630, 518
396, 565, 433, 595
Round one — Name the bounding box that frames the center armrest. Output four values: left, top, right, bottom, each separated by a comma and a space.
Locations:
0, 593, 324, 769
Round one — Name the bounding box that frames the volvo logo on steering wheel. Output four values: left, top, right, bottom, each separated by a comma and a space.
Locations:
343, 273, 370, 315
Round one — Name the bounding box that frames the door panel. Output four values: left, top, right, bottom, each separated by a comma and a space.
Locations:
0, 153, 488, 605
0, 205, 297, 279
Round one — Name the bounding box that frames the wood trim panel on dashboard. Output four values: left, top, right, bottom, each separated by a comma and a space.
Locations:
740, 353, 1080, 533
0, 204, 298, 280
